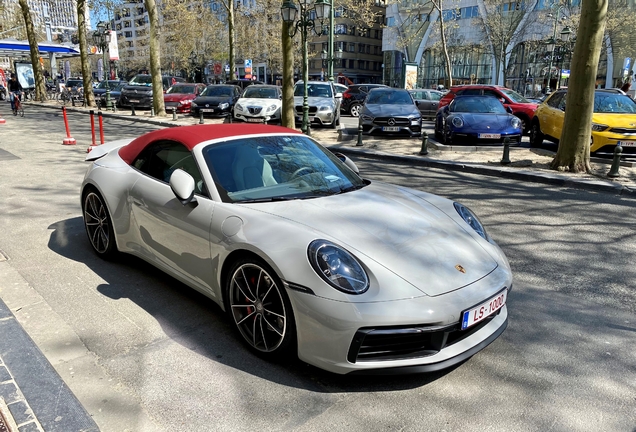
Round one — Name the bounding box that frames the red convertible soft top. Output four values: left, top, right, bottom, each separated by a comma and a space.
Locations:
119, 123, 301, 165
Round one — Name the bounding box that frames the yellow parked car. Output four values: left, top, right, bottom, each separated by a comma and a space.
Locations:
529, 89, 636, 156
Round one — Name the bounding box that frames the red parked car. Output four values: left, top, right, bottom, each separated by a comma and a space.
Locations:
437, 85, 537, 133
163, 83, 206, 114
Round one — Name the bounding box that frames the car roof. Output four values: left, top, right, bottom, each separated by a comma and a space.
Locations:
119, 124, 301, 164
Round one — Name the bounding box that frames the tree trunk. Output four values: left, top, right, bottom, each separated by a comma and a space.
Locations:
18, 0, 46, 101
77, 0, 95, 107
145, 0, 166, 115
551, 0, 608, 172
228, 1, 236, 81
281, 21, 295, 128
434, 0, 453, 87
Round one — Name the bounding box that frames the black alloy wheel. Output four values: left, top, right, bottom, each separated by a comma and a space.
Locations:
529, 121, 544, 148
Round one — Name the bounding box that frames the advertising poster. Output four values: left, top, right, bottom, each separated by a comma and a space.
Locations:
15, 62, 35, 89
404, 63, 418, 90
109, 30, 119, 61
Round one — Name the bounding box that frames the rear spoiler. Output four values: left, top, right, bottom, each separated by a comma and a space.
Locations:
85, 138, 135, 161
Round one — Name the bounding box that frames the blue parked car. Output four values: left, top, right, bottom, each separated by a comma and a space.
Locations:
436, 95, 522, 145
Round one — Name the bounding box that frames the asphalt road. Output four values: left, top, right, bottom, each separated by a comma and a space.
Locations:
0, 105, 634, 432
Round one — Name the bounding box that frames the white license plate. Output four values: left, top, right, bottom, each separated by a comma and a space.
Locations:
478, 133, 501, 139
247, 118, 263, 123
461, 289, 507, 330
201, 108, 215, 112
382, 126, 400, 132
618, 140, 636, 147
129, 99, 140, 103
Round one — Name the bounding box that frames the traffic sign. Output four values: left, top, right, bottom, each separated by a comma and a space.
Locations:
244, 59, 252, 68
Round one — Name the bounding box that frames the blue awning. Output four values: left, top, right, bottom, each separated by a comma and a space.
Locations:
0, 39, 80, 57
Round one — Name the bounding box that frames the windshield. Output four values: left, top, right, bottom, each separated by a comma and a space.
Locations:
500, 89, 530, 103
366, 90, 413, 105
294, 83, 333, 98
96, 81, 120, 89
129, 75, 153, 85
202, 135, 365, 203
166, 85, 196, 94
202, 86, 233, 97
65, 80, 82, 88
593, 93, 636, 113
243, 87, 278, 99
452, 96, 507, 113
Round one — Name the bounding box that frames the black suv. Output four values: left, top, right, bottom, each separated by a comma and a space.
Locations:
119, 74, 186, 108
341, 84, 388, 117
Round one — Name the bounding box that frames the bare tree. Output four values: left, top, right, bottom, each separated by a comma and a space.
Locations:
282, 21, 295, 128
17, 0, 46, 101
550, 0, 608, 172
216, 0, 237, 80
77, 0, 96, 107
144, 0, 165, 115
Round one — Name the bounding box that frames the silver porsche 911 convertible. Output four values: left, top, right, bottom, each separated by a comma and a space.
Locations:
81, 124, 511, 374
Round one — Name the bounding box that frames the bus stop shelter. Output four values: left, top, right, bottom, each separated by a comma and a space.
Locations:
0, 38, 80, 83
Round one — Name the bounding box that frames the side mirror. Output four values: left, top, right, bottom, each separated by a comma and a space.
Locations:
169, 169, 197, 205
335, 92, 343, 99
415, 100, 420, 106
506, 106, 513, 114
333, 152, 360, 175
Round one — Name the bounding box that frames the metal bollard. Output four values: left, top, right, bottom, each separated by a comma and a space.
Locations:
131, 103, 136, 116
419, 131, 429, 155
112, 103, 117, 113
356, 123, 364, 146
199, 111, 204, 124
150, 107, 155, 117
172, 107, 177, 121
607, 144, 623, 178
501, 137, 511, 165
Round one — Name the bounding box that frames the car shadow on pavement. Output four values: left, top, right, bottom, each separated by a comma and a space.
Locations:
47, 217, 456, 393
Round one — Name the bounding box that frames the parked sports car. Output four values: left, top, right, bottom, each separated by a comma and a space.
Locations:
233, 84, 282, 123
81, 124, 511, 374
435, 95, 522, 145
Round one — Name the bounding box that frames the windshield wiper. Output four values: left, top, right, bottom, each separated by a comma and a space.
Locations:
236, 196, 296, 203
336, 184, 367, 194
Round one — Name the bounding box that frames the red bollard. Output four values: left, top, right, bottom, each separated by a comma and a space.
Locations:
62, 107, 77, 145
0, 112, 5, 124
98, 111, 105, 144
87, 110, 97, 153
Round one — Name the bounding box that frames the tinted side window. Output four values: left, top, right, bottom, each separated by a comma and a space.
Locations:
459, 89, 482, 96
546, 93, 564, 108
430, 92, 442, 101
483, 89, 501, 99
133, 141, 207, 196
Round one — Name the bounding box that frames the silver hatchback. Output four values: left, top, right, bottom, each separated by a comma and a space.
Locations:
359, 88, 422, 136
293, 81, 341, 128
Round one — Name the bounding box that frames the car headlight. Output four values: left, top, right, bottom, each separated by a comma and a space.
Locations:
235, 103, 244, 111
454, 203, 488, 240
318, 105, 331, 112
591, 123, 609, 132
267, 104, 278, 112
511, 117, 521, 129
191, 102, 198, 107
145, 90, 152, 95
308, 240, 369, 295
451, 117, 464, 128
219, 103, 229, 110
361, 115, 374, 121
179, 99, 193, 106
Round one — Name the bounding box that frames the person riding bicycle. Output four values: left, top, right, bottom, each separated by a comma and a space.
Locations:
8, 74, 23, 113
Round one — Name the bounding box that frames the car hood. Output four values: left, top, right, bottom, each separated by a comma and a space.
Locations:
239, 98, 281, 108
592, 112, 636, 127
194, 96, 232, 104
293, 96, 335, 107
246, 182, 498, 297
453, 113, 514, 129
164, 93, 195, 102
364, 104, 419, 117
122, 85, 153, 93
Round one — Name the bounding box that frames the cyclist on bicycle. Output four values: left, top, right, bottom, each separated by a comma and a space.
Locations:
8, 74, 23, 114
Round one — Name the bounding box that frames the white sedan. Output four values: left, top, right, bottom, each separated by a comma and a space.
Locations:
81, 124, 511, 374
233, 85, 282, 123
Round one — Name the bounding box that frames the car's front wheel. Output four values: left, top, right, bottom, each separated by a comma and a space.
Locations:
529, 120, 544, 148
349, 103, 362, 117
226, 258, 296, 357
82, 189, 117, 258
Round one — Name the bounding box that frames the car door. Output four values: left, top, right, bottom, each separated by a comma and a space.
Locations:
539, 92, 565, 139
129, 140, 216, 294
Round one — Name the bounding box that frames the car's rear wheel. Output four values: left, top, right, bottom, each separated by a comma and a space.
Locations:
349, 103, 361, 117
226, 258, 296, 357
83, 189, 117, 258
444, 125, 453, 145
529, 120, 544, 148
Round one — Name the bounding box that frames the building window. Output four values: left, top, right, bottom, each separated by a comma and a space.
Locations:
349, 59, 355, 69
335, 24, 347, 34
366, 45, 370, 54
125, 31, 132, 38
349, 43, 355, 52
348, 26, 356, 36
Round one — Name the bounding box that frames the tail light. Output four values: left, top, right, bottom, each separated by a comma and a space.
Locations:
343, 90, 352, 99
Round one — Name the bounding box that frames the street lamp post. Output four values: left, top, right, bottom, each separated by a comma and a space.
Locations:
189, 51, 198, 83
281, 0, 331, 135
321, 47, 343, 81
92, 22, 112, 108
